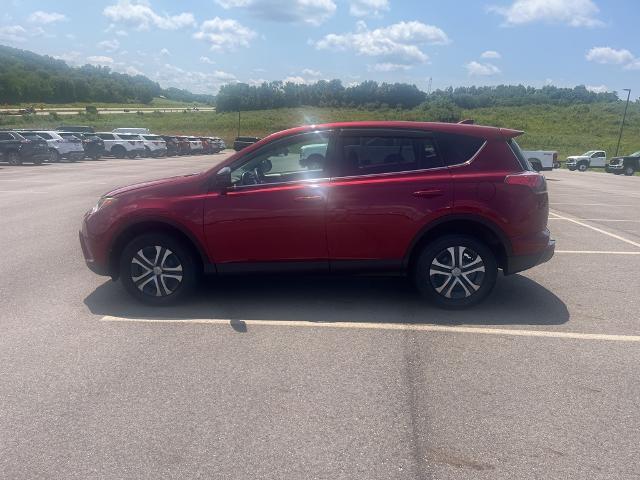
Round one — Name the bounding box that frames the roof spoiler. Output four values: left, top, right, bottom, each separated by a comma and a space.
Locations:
458, 119, 475, 125
500, 128, 525, 138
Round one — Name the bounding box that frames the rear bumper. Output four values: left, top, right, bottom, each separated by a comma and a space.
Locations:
504, 238, 555, 275
63, 150, 85, 160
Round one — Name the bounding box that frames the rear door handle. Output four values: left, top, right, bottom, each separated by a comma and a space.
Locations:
413, 189, 444, 199
294, 195, 324, 202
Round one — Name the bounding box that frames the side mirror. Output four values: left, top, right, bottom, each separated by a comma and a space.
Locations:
215, 166, 232, 189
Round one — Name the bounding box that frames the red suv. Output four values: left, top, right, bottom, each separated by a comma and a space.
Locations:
80, 121, 554, 308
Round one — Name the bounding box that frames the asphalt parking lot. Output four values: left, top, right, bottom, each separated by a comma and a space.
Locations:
1, 157, 639, 479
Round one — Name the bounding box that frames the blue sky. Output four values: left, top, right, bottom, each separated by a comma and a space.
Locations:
1, 0, 638, 99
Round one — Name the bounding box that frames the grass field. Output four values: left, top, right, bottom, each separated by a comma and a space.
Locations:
0, 97, 208, 110
1, 103, 639, 159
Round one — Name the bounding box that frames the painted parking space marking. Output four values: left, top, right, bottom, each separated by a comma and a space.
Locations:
549, 211, 640, 249
549, 218, 640, 223
101, 316, 640, 343
555, 250, 640, 255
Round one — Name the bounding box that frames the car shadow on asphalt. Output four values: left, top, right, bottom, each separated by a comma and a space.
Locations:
84, 273, 569, 327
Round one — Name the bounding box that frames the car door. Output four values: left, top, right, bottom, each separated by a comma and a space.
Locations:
203, 130, 334, 272
0, 132, 11, 159
592, 151, 606, 167
326, 129, 452, 270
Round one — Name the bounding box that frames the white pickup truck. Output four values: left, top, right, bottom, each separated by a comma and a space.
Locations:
566, 150, 607, 172
522, 150, 559, 171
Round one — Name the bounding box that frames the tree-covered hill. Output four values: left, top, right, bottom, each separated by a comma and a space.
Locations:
0, 44, 214, 105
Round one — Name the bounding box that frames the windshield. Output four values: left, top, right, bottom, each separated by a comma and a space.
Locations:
629, 151, 640, 157
581, 151, 597, 156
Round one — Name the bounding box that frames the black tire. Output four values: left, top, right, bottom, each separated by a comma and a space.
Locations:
127, 152, 137, 159
624, 165, 636, 176
112, 146, 126, 159
49, 149, 60, 163
144, 147, 151, 158
33, 156, 43, 165
568, 166, 576, 171
414, 235, 498, 309
7, 151, 22, 166
578, 162, 588, 172
92, 154, 101, 161
119, 233, 198, 305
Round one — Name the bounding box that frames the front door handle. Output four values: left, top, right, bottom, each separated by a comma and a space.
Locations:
294, 195, 324, 202
413, 189, 444, 199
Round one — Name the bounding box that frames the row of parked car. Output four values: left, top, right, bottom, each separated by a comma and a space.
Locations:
0, 126, 226, 165
564, 149, 640, 176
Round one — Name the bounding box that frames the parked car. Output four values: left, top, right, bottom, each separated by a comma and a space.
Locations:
566, 150, 607, 171
80, 121, 554, 308
56, 126, 95, 134
160, 136, 180, 157
522, 150, 559, 171
186, 137, 204, 154
112, 128, 150, 135
140, 134, 168, 158
211, 137, 226, 151
200, 137, 221, 154
233, 136, 260, 151
94, 132, 145, 159
0, 130, 48, 165
606, 150, 640, 176
175, 136, 192, 155
19, 130, 85, 162
58, 132, 105, 160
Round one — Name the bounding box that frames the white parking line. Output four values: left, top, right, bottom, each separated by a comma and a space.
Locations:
0, 190, 48, 194
551, 203, 635, 207
100, 316, 640, 342
553, 219, 640, 223
549, 211, 640, 249
556, 250, 640, 255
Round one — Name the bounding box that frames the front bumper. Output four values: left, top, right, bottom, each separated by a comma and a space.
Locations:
79, 230, 110, 276
504, 239, 555, 275
607, 163, 624, 171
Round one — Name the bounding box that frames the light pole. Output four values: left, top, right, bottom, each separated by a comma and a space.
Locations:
615, 88, 631, 157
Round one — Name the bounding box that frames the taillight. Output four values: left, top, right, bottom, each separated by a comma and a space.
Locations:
505, 172, 546, 192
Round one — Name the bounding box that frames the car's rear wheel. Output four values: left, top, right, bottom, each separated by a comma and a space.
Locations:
7, 151, 22, 166
414, 235, 497, 309
120, 233, 198, 305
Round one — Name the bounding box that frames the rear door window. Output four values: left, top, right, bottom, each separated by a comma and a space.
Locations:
35, 132, 52, 140
434, 132, 485, 166
337, 133, 442, 176
97, 134, 115, 140
0, 133, 12, 140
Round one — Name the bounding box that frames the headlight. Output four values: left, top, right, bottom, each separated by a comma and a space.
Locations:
91, 196, 117, 214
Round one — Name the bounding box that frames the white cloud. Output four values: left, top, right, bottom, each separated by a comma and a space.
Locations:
466, 61, 501, 76
200, 56, 216, 64
481, 50, 501, 59
624, 59, 640, 71
369, 62, 411, 72
586, 46, 634, 65
115, 29, 128, 36
87, 55, 115, 66
54, 51, 82, 64
349, 0, 389, 18
124, 65, 144, 76
247, 78, 267, 86
315, 21, 449, 66
160, 48, 170, 56
0, 25, 27, 42
103, 0, 196, 30
490, 0, 603, 27
215, 0, 336, 26
193, 17, 256, 51
302, 68, 321, 77
98, 39, 120, 53
284, 76, 308, 84
28, 11, 67, 24
154, 63, 237, 94
586, 85, 609, 93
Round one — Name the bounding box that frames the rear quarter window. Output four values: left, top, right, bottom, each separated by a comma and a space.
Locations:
507, 139, 533, 171
434, 132, 485, 166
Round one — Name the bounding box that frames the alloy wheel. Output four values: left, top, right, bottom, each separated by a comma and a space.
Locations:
130, 245, 183, 297
429, 246, 486, 299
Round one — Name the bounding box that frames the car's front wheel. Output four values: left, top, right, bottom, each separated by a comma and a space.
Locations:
119, 233, 198, 305
414, 235, 498, 309
624, 165, 636, 176
578, 163, 589, 172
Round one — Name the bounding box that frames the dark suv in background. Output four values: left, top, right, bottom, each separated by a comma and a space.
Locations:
80, 121, 554, 308
0, 130, 49, 165
58, 132, 105, 160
